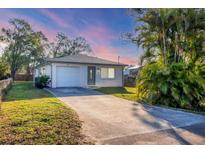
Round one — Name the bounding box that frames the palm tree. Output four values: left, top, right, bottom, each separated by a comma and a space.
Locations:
129, 8, 205, 65
126, 8, 205, 110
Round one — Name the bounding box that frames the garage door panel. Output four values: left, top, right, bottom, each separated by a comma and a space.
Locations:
56, 66, 80, 87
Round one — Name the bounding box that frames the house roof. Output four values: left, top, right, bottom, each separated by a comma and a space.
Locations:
46, 54, 127, 66
127, 65, 142, 70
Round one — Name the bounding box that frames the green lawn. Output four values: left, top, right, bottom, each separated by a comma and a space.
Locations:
96, 87, 137, 102
96, 87, 205, 115
0, 81, 88, 144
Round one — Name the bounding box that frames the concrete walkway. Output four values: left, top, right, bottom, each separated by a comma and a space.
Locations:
47, 87, 205, 144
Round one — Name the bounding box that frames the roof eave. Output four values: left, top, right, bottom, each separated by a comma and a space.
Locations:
46, 60, 127, 66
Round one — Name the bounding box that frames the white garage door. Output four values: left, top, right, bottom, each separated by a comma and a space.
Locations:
56, 66, 80, 87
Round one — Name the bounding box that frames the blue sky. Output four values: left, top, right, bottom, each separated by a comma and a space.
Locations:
0, 8, 143, 64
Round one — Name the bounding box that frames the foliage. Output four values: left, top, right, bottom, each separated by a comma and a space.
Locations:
126, 9, 205, 110
126, 9, 205, 65
0, 19, 92, 79
35, 75, 50, 89
0, 19, 49, 79
50, 33, 92, 58
0, 82, 89, 144
0, 57, 9, 80
136, 61, 205, 110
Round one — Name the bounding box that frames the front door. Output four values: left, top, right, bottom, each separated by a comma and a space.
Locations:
87, 66, 96, 85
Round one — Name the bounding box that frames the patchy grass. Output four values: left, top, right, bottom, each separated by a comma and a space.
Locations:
0, 81, 89, 144
96, 87, 137, 102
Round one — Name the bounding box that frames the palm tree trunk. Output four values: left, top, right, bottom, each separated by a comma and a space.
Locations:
162, 28, 167, 64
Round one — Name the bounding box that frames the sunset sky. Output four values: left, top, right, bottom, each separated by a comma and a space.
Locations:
0, 8, 143, 65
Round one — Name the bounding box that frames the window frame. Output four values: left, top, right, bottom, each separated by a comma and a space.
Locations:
100, 67, 115, 79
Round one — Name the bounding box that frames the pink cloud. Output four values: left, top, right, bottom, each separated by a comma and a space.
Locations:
51, 19, 118, 45
80, 25, 117, 45
0, 11, 57, 41
39, 9, 69, 28
76, 25, 137, 65
16, 15, 57, 41
93, 45, 137, 65
0, 21, 9, 29
78, 28, 117, 50
0, 9, 138, 64
122, 57, 137, 64
32, 23, 56, 41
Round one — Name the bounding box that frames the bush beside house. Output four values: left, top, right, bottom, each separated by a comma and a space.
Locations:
35, 75, 50, 89
0, 78, 13, 102
0, 60, 10, 80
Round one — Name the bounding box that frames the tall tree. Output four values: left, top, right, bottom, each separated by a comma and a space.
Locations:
51, 33, 92, 58
0, 18, 48, 79
69, 37, 92, 55
125, 9, 205, 65
24, 31, 49, 76
50, 33, 71, 58
126, 9, 205, 110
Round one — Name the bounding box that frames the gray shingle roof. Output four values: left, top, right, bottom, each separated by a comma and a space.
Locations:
46, 54, 126, 66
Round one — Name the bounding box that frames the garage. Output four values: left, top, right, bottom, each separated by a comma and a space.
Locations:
56, 66, 80, 87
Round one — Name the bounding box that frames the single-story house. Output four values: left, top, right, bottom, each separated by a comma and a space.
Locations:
34, 54, 126, 88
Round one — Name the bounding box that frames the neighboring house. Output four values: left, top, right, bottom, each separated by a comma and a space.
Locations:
123, 65, 142, 87
34, 54, 126, 88
124, 65, 142, 78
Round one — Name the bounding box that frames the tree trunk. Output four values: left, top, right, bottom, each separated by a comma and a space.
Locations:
11, 69, 16, 81
26, 65, 31, 81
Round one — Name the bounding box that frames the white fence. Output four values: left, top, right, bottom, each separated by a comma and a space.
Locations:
0, 78, 12, 102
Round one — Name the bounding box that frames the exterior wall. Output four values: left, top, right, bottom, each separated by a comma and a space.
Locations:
34, 68, 40, 78
34, 65, 52, 87
44, 65, 52, 87
35, 62, 123, 88
44, 65, 52, 77
34, 65, 51, 77
95, 65, 123, 87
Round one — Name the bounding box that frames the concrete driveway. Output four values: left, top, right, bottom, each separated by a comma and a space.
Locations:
47, 87, 205, 144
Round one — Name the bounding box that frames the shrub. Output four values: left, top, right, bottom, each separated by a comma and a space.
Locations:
136, 61, 205, 111
35, 75, 50, 89
0, 60, 9, 80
